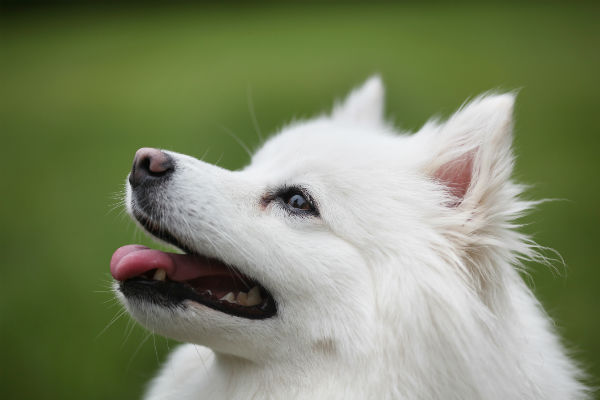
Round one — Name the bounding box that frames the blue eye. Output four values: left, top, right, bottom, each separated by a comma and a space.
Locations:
275, 187, 318, 215
288, 194, 310, 210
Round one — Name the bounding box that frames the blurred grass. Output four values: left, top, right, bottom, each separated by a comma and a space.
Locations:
1, 3, 599, 399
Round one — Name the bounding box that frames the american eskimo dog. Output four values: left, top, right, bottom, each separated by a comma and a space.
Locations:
111, 77, 588, 399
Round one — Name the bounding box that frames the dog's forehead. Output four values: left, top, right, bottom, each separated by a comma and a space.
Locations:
248, 118, 414, 174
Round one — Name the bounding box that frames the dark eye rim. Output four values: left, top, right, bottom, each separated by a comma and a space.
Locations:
263, 185, 320, 217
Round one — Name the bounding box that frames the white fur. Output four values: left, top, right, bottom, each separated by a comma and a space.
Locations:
118, 77, 588, 399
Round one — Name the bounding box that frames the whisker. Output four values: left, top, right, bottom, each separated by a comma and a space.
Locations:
127, 331, 153, 371
247, 85, 264, 143
200, 147, 210, 162
121, 317, 137, 348
214, 153, 225, 167
217, 124, 253, 159
152, 331, 160, 365
96, 308, 128, 340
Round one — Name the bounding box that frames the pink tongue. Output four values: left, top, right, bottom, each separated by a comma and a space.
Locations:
110, 244, 226, 282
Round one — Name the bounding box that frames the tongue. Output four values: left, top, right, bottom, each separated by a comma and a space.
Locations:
110, 244, 229, 282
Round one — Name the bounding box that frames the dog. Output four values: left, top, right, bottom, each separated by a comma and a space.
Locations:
111, 77, 588, 399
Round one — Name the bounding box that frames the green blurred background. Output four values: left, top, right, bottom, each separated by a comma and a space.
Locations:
1, 2, 598, 399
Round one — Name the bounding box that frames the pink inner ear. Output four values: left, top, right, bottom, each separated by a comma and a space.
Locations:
434, 153, 474, 205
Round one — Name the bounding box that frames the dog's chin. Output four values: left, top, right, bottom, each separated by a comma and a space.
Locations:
112, 207, 277, 322
116, 288, 255, 346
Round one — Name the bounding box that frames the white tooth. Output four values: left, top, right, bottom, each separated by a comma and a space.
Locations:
237, 292, 248, 306
153, 268, 166, 281
246, 286, 262, 306
202, 290, 213, 297
219, 292, 235, 303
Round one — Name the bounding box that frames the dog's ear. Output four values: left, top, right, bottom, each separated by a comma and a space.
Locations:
421, 93, 516, 208
332, 75, 385, 125
420, 94, 538, 298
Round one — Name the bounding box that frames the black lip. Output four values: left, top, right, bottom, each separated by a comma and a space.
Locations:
125, 209, 278, 319
132, 209, 194, 254
120, 278, 277, 320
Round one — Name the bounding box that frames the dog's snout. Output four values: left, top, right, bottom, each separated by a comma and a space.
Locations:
129, 147, 174, 188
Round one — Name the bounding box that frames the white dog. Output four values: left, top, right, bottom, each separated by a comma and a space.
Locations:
111, 77, 588, 399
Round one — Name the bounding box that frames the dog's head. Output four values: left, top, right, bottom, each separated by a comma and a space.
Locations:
112, 77, 529, 365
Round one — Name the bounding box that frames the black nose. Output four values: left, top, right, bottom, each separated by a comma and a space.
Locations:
129, 148, 174, 188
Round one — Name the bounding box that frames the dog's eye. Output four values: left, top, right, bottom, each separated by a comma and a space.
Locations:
287, 194, 311, 210
274, 187, 318, 216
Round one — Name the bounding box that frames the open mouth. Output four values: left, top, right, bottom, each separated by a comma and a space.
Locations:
111, 211, 276, 320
